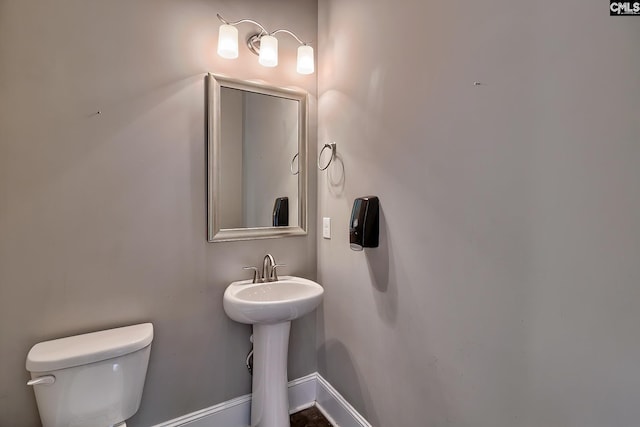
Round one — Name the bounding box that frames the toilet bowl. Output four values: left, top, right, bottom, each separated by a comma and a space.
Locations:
26, 323, 153, 427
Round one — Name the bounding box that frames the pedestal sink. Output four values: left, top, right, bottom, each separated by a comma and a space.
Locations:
223, 276, 324, 427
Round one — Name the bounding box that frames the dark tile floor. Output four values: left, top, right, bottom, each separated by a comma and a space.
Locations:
290, 406, 333, 427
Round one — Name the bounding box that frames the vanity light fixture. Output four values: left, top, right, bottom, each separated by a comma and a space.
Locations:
216, 14, 314, 75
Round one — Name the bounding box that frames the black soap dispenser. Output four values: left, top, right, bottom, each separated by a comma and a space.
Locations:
272, 197, 289, 227
349, 196, 379, 251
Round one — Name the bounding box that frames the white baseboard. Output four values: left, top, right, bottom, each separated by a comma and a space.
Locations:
315, 374, 372, 427
150, 393, 251, 427
150, 372, 370, 427
287, 372, 317, 414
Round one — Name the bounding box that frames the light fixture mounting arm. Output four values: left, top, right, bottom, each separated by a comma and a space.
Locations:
271, 29, 307, 46
217, 13, 310, 54
217, 13, 269, 36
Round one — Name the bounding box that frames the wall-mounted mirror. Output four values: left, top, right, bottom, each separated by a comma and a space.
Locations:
207, 74, 307, 242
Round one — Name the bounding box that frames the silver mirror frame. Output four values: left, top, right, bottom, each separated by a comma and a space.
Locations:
207, 73, 308, 242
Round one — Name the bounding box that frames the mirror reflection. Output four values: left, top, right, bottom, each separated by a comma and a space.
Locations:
219, 88, 299, 229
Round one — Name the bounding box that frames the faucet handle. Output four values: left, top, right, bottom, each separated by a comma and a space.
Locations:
271, 264, 286, 281
243, 266, 260, 283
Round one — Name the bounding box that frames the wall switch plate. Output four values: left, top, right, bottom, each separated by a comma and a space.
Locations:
322, 217, 331, 239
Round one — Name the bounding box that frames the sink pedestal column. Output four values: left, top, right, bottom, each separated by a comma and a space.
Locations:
251, 321, 291, 427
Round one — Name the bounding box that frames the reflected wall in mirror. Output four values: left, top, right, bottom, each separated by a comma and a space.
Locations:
207, 74, 308, 242
219, 88, 299, 228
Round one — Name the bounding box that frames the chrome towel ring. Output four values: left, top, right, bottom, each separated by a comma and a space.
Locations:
290, 153, 299, 175
318, 142, 336, 171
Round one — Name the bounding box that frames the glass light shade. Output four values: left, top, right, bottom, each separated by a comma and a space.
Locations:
296, 45, 314, 74
258, 35, 278, 67
217, 24, 238, 59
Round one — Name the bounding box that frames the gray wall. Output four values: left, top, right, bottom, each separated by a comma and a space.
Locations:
0, 1, 317, 426
317, 1, 640, 427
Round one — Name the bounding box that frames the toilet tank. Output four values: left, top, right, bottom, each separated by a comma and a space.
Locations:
26, 323, 153, 427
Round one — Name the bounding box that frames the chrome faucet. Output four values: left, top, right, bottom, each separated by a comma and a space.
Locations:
243, 254, 285, 283
262, 254, 275, 282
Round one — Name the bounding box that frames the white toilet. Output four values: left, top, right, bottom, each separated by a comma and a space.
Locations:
26, 323, 153, 427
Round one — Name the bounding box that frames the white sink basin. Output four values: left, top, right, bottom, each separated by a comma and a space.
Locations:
223, 276, 324, 324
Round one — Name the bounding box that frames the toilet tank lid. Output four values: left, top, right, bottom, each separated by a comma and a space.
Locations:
26, 323, 153, 372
